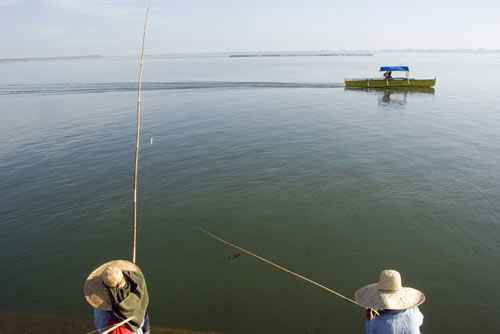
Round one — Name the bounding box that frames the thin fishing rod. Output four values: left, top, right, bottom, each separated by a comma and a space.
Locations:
82, 317, 135, 334
102, 317, 135, 334
133, 0, 152, 264
199, 227, 364, 309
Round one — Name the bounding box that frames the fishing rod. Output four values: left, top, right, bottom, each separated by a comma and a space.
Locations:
132, 0, 152, 264
199, 228, 374, 313
102, 317, 135, 334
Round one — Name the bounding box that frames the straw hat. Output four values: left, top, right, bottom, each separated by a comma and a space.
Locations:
354, 269, 425, 310
84, 260, 141, 310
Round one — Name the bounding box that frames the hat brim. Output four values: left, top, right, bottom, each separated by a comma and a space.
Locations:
84, 260, 141, 310
355, 283, 425, 310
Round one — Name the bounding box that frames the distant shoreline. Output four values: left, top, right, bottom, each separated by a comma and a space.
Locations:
0, 55, 102, 63
2, 48, 500, 62
230, 53, 373, 57
379, 48, 500, 54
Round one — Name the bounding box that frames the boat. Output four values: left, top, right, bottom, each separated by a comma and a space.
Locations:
344, 66, 436, 88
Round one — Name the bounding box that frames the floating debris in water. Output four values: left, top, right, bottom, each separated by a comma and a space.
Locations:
227, 252, 242, 261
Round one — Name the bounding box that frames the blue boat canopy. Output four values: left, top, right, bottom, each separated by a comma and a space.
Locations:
380, 66, 409, 72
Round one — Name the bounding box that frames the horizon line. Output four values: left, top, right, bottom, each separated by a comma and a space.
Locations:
2, 48, 500, 61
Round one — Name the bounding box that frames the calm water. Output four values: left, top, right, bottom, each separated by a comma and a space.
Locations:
1, 53, 500, 334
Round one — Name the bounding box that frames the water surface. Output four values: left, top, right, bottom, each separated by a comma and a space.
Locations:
1, 53, 500, 333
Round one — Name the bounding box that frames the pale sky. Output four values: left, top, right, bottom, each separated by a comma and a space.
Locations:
1, 0, 500, 58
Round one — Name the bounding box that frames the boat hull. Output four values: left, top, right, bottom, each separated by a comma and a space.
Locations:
344, 78, 436, 88
344, 86, 435, 95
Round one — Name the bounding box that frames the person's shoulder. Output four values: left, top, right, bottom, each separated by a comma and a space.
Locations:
403, 307, 424, 319
406, 307, 422, 314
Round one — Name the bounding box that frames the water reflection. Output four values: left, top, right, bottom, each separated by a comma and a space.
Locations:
345, 87, 435, 110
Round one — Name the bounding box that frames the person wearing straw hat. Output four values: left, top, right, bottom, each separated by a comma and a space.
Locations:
354, 269, 425, 334
84, 260, 150, 334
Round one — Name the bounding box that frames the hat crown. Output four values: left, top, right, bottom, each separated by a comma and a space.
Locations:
377, 269, 402, 291
102, 266, 124, 288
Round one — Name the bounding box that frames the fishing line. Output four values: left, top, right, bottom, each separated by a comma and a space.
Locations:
199, 228, 370, 312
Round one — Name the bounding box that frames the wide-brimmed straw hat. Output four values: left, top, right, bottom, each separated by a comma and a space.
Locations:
354, 269, 425, 310
84, 260, 141, 310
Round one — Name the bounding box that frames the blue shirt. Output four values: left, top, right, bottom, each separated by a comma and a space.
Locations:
365, 307, 424, 334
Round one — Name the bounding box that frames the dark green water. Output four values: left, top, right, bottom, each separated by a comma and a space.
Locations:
1, 53, 500, 333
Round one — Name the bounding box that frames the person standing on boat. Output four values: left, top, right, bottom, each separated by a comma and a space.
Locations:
84, 260, 150, 334
354, 269, 425, 334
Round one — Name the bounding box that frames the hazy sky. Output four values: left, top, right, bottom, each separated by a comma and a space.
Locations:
2, 0, 500, 58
